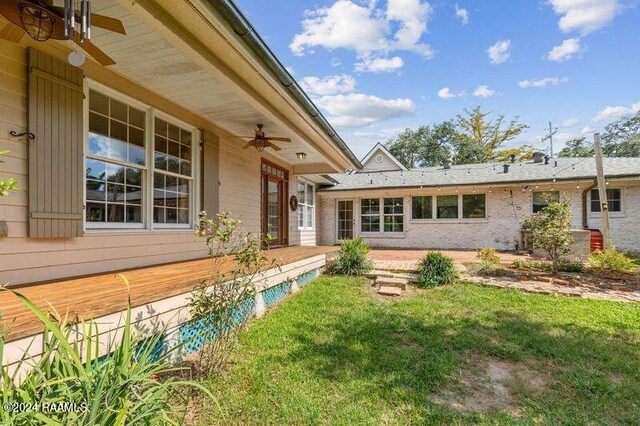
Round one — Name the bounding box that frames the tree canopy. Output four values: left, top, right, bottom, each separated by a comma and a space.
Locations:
385, 106, 528, 168
558, 112, 639, 158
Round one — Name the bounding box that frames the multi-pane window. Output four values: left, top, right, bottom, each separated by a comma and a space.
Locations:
297, 179, 315, 229
591, 188, 621, 212
462, 194, 486, 218
153, 118, 192, 224
85, 87, 196, 229
383, 197, 404, 232
86, 90, 145, 225
437, 195, 458, 219
532, 191, 559, 213
412, 196, 432, 220
360, 198, 380, 232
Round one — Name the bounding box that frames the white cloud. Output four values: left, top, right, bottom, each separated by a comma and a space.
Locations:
581, 126, 595, 135
455, 3, 469, 25
285, 66, 295, 76
548, 0, 622, 35
562, 117, 580, 127
487, 39, 511, 64
354, 127, 406, 139
290, 0, 434, 60
473, 85, 496, 97
547, 38, 583, 62
315, 93, 415, 128
300, 74, 357, 95
518, 77, 569, 88
593, 101, 640, 122
437, 87, 464, 99
355, 56, 404, 73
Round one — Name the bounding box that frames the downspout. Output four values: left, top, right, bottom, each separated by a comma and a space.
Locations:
582, 180, 597, 228
200, 0, 362, 169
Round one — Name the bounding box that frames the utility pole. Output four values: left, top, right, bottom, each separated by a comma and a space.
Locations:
540, 121, 558, 158
593, 133, 611, 248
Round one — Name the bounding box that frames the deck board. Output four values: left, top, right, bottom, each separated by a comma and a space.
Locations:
0, 246, 337, 342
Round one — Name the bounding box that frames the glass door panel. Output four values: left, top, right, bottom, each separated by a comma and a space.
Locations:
337, 200, 354, 240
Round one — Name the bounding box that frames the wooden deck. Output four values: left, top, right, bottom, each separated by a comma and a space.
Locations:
0, 246, 338, 343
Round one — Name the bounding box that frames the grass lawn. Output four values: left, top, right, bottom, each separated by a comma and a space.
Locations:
195, 277, 640, 425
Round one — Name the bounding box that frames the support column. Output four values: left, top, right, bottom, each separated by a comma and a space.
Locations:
254, 291, 266, 318
290, 279, 300, 293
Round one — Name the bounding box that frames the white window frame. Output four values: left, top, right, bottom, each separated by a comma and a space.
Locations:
589, 187, 624, 216
411, 193, 487, 222
359, 197, 405, 235
297, 178, 315, 230
83, 79, 199, 232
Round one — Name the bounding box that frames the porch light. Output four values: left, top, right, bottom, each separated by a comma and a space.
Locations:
296, 152, 307, 160
19, 3, 55, 41
254, 139, 268, 152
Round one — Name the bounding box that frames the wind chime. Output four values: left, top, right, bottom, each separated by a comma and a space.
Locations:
64, 0, 91, 66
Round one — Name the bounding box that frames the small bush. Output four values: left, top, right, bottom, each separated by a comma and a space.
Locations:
512, 259, 552, 271
477, 247, 501, 265
558, 260, 585, 273
589, 247, 637, 274
328, 238, 373, 276
417, 252, 457, 288
468, 260, 499, 275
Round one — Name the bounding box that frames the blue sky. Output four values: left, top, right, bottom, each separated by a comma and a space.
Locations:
234, 0, 640, 159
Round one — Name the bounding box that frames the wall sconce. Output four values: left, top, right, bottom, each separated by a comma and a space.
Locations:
296, 152, 307, 160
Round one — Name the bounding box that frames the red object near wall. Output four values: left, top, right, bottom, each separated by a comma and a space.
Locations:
590, 229, 604, 252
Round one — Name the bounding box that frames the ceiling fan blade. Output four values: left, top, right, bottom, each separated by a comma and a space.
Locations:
242, 142, 254, 149
265, 137, 291, 142
269, 142, 282, 151
0, 22, 25, 43
50, 7, 126, 35
72, 31, 116, 66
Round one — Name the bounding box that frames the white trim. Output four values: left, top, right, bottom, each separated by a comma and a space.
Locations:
360, 142, 407, 171
83, 80, 200, 232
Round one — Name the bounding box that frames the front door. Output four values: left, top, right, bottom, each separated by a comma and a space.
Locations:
261, 159, 288, 247
336, 200, 354, 241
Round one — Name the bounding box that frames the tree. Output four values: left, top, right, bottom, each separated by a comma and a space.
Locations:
454, 106, 529, 163
522, 199, 575, 273
602, 111, 640, 157
0, 150, 18, 197
494, 144, 537, 162
557, 137, 594, 157
385, 122, 456, 168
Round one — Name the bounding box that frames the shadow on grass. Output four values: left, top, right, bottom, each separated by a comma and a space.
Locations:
272, 286, 640, 424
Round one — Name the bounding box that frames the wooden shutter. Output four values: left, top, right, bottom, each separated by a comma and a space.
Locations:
28, 49, 84, 238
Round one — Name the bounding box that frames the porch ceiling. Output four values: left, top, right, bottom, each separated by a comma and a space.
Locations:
48, 0, 340, 170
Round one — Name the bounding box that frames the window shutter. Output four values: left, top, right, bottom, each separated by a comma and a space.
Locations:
28, 49, 84, 238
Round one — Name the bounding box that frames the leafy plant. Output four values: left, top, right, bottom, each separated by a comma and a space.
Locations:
558, 260, 585, 273
188, 211, 277, 378
417, 252, 457, 288
589, 246, 637, 274
512, 259, 552, 272
327, 238, 373, 276
476, 247, 501, 265
522, 199, 575, 273
0, 275, 216, 425
0, 150, 18, 197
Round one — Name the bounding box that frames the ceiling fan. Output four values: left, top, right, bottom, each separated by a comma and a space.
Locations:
0, 0, 126, 66
236, 124, 291, 152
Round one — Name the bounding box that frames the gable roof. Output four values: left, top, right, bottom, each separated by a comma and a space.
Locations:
360, 143, 407, 172
318, 157, 640, 192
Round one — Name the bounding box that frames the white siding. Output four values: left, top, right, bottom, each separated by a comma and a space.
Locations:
361, 148, 403, 172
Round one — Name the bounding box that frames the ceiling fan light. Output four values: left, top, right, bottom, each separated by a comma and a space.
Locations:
19, 3, 55, 42
254, 140, 267, 152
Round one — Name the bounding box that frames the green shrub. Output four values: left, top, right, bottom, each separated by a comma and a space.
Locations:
328, 238, 373, 276
589, 247, 637, 274
1, 275, 217, 425
512, 259, 552, 271
476, 247, 501, 265
468, 260, 499, 275
417, 252, 457, 288
558, 260, 585, 273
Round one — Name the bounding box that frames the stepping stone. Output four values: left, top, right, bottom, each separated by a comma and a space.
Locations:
378, 286, 402, 296
377, 276, 408, 290
364, 270, 395, 279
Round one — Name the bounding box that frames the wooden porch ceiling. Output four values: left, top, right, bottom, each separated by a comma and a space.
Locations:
0, 246, 338, 343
